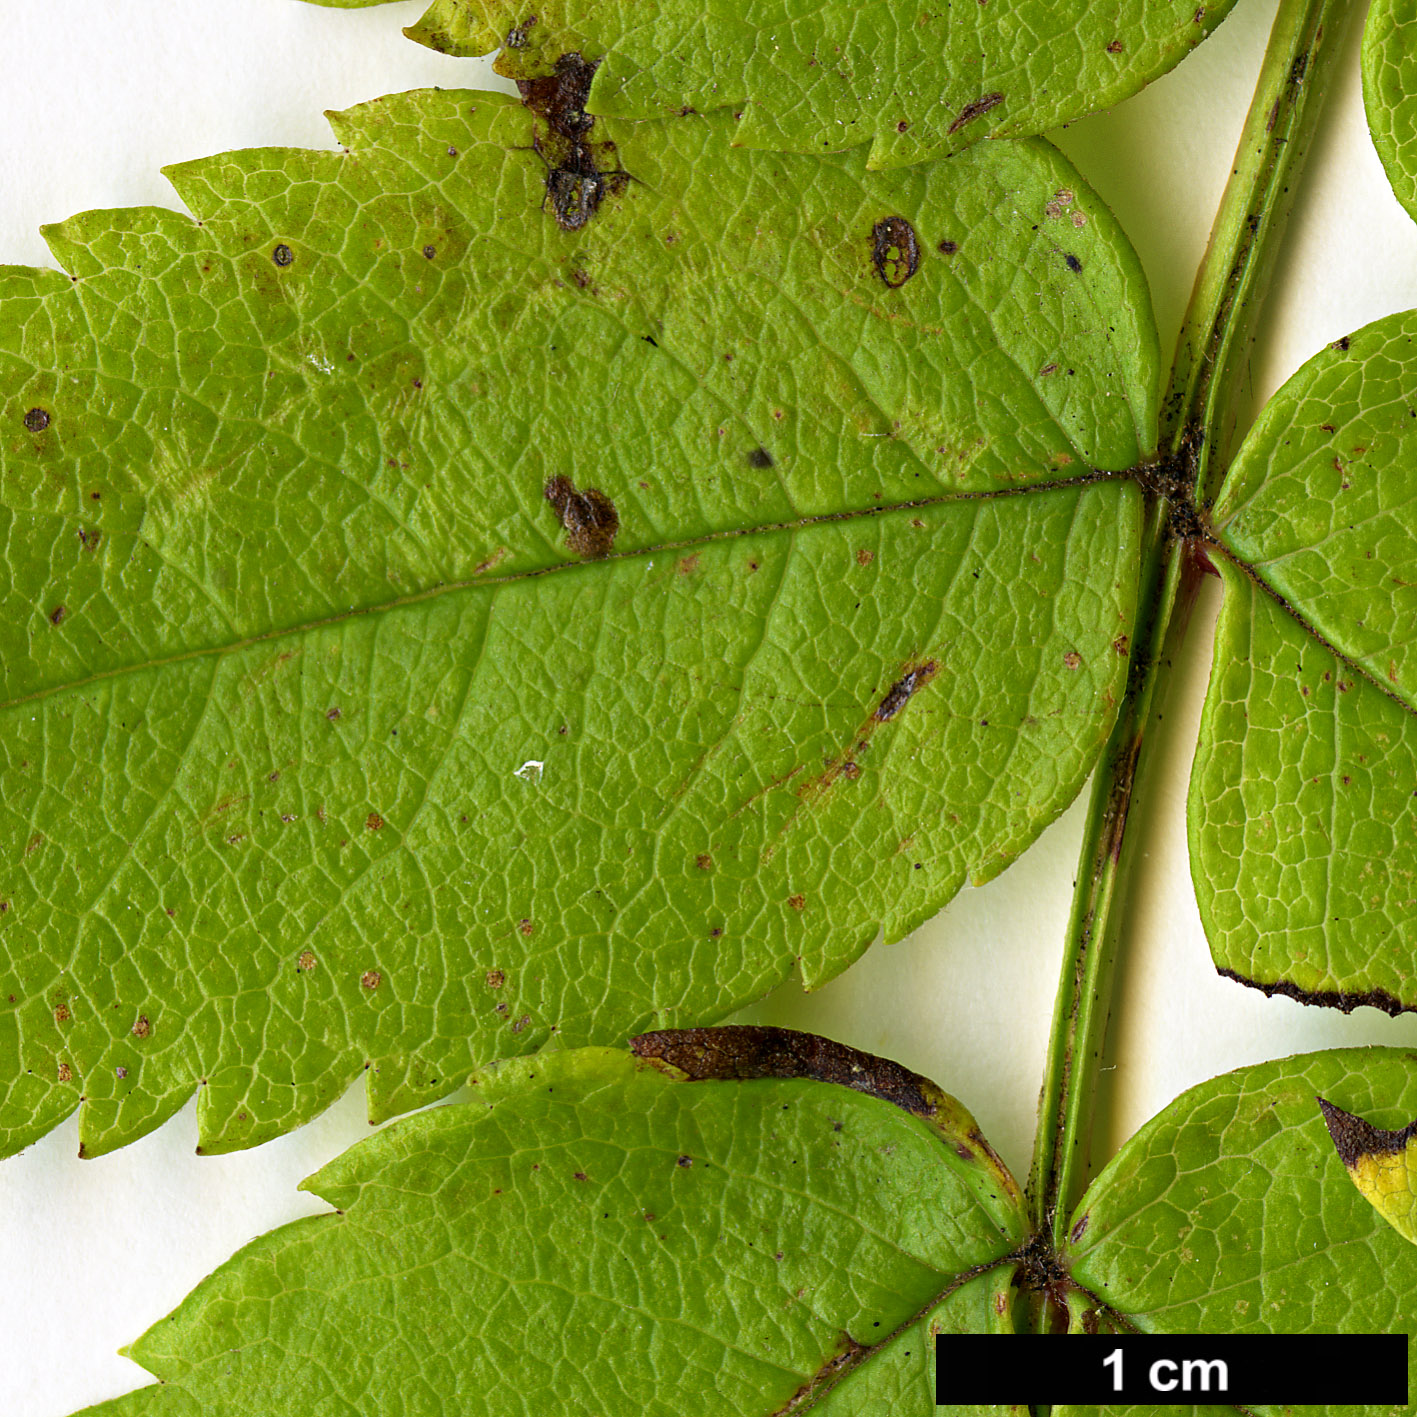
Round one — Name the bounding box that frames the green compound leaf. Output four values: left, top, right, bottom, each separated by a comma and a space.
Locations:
1064, 1049, 1417, 1409
1191, 312, 1417, 1012
68, 1042, 1026, 1417
394, 0, 1240, 169
1363, 0, 1417, 224
0, 87, 1152, 1158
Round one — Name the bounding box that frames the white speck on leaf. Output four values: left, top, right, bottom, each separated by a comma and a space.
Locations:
514, 760, 545, 784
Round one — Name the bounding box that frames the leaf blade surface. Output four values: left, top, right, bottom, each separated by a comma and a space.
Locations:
1192, 314, 1417, 1011
69, 1048, 1024, 1416
398, 0, 1239, 169
0, 88, 1151, 1155
1064, 1049, 1417, 1411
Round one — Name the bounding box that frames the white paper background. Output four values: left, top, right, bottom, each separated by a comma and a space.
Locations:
1, 1, 1416, 1411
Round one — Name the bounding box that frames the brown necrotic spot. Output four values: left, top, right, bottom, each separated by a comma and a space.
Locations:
366, 811, 384, 832
544, 474, 619, 558
132, 1015, 151, 1039
874, 660, 938, 722
746, 447, 774, 469
272, 243, 294, 268
361, 970, 382, 990
947, 91, 1005, 136
23, 407, 50, 432
48, 605, 67, 626
871, 216, 921, 288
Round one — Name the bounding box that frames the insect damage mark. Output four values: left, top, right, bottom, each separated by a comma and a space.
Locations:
544, 474, 620, 558
518, 53, 629, 231
632, 1025, 947, 1122
874, 660, 938, 721
787, 659, 940, 816
947, 91, 1005, 136
871, 217, 920, 288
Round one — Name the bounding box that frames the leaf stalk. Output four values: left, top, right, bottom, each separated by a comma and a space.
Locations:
1163, 0, 1356, 505
1025, 0, 1356, 1287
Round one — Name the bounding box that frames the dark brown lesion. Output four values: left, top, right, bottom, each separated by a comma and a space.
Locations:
544, 474, 620, 558
631, 1024, 947, 1122
518, 53, 630, 231
1318, 1097, 1417, 1167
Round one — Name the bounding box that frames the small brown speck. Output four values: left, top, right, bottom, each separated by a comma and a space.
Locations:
298, 951, 317, 972
23, 407, 50, 432
486, 969, 505, 989
938, 239, 959, 255
366, 812, 384, 831
116, 1066, 128, 1079
676, 1155, 693, 1168
788, 893, 806, 911
573, 1171, 589, 1181
272, 243, 294, 267
48, 605, 67, 626
360, 970, 382, 990
423, 245, 437, 259
1112, 635, 1130, 656
842, 762, 861, 780
1063, 650, 1082, 670
856, 549, 874, 565
695, 854, 713, 871
326, 707, 341, 720
53, 1005, 69, 1024
57, 1062, 72, 1083
518, 918, 534, 937
511, 1014, 531, 1033
1106, 39, 1124, 53
132, 1015, 151, 1039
